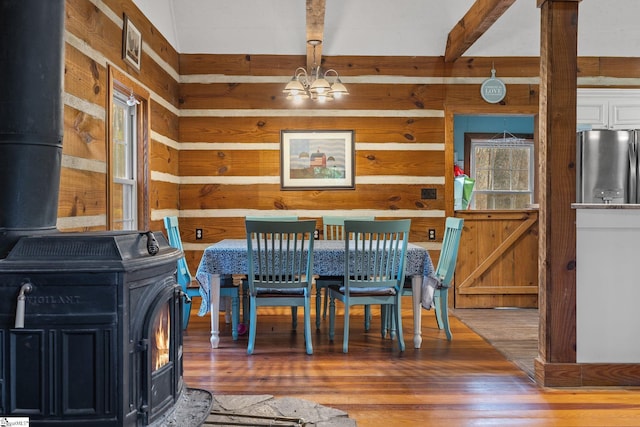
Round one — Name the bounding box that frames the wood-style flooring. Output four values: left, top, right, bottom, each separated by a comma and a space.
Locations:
452, 308, 538, 379
182, 300, 640, 426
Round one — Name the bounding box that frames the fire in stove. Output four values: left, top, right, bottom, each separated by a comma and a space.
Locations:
152, 303, 171, 371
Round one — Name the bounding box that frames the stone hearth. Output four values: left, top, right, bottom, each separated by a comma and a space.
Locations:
154, 390, 357, 426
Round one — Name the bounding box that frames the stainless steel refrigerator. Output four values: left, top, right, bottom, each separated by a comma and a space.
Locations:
576, 130, 639, 204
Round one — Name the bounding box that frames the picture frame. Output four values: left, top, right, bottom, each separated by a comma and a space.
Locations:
280, 130, 355, 190
122, 15, 142, 71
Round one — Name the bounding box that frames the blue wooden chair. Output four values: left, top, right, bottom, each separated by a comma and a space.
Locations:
390, 217, 464, 341
244, 219, 316, 355
241, 215, 299, 326
315, 215, 374, 329
424, 217, 464, 340
163, 216, 240, 338
328, 219, 411, 353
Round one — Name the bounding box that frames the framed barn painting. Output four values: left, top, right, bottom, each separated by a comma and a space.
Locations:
280, 130, 355, 190
122, 15, 142, 71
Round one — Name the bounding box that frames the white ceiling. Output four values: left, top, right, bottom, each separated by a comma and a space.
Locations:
133, 0, 640, 58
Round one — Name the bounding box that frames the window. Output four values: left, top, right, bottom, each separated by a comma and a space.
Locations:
469, 136, 535, 209
111, 91, 137, 230
107, 66, 149, 231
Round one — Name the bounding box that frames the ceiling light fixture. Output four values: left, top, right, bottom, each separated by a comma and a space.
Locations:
283, 40, 348, 103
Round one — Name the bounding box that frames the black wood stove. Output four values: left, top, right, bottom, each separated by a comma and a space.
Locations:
0, 232, 183, 426
0, 1, 187, 425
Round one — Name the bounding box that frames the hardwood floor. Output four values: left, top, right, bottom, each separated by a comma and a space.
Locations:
182, 300, 640, 426
452, 308, 539, 379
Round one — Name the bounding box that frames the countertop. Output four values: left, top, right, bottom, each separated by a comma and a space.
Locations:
572, 203, 640, 209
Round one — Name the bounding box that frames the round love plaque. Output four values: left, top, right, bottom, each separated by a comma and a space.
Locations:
481, 68, 506, 104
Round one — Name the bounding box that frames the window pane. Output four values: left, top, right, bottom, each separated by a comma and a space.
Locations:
514, 193, 532, 208
493, 168, 511, 190
490, 194, 515, 209
512, 170, 530, 190
112, 103, 127, 179
493, 148, 511, 169
475, 147, 492, 169
512, 149, 530, 170
473, 193, 489, 210
112, 183, 124, 224
475, 170, 491, 190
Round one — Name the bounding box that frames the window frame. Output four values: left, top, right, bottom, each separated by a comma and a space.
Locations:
112, 90, 138, 230
107, 66, 150, 231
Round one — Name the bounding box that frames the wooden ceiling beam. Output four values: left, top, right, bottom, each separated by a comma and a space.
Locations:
444, 0, 516, 62
306, 0, 325, 70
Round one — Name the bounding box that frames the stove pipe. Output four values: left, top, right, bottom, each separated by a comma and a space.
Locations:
0, 0, 65, 258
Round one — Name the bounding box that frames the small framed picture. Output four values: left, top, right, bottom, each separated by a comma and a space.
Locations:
280, 130, 355, 190
122, 15, 142, 71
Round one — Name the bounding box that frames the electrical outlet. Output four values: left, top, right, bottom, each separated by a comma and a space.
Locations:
314, 229, 320, 240
195, 229, 203, 240
421, 188, 437, 199
428, 229, 436, 240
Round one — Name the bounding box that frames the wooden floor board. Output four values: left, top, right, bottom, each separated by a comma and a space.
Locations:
182, 300, 640, 426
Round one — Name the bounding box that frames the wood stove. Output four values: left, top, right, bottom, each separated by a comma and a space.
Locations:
0, 2, 193, 424
0, 231, 184, 426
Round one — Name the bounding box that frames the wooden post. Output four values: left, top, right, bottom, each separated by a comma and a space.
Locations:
535, 0, 580, 386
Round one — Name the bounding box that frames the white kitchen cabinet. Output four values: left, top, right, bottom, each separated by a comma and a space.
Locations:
577, 89, 640, 129
575, 204, 640, 363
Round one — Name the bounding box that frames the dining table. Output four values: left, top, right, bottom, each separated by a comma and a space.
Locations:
195, 239, 435, 349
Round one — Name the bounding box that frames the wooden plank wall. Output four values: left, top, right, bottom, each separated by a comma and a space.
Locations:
62, 0, 180, 232
60, 0, 640, 274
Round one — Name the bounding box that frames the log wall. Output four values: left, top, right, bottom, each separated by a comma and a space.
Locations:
60, 0, 640, 274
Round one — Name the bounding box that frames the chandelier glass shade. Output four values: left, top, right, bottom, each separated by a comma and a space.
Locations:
283, 40, 348, 103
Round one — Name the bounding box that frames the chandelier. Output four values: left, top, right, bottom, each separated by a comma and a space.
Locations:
283, 40, 348, 103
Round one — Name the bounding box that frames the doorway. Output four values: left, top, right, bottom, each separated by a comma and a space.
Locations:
451, 114, 538, 309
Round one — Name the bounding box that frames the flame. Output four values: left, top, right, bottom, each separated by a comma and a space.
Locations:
152, 304, 170, 371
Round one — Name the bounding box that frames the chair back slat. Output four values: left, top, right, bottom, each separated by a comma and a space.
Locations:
435, 217, 464, 287
322, 215, 375, 240
245, 220, 315, 292
344, 219, 410, 292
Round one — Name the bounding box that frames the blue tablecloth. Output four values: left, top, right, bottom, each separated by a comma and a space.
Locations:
195, 239, 434, 316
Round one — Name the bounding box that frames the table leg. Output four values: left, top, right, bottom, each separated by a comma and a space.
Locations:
209, 273, 221, 348
411, 275, 423, 349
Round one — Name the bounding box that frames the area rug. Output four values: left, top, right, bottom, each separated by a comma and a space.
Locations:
452, 308, 538, 379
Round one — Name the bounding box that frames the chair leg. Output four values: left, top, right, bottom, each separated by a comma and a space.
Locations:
291, 307, 297, 329
439, 289, 453, 341
329, 296, 336, 341
364, 305, 371, 331
433, 292, 444, 330
247, 297, 258, 355
395, 298, 405, 351
231, 294, 240, 340
315, 283, 323, 330
322, 287, 329, 319
223, 296, 232, 324
303, 301, 313, 355
381, 305, 388, 338
343, 304, 350, 353
381, 304, 396, 339
241, 283, 249, 325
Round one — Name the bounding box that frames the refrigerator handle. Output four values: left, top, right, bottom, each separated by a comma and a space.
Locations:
630, 134, 638, 204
